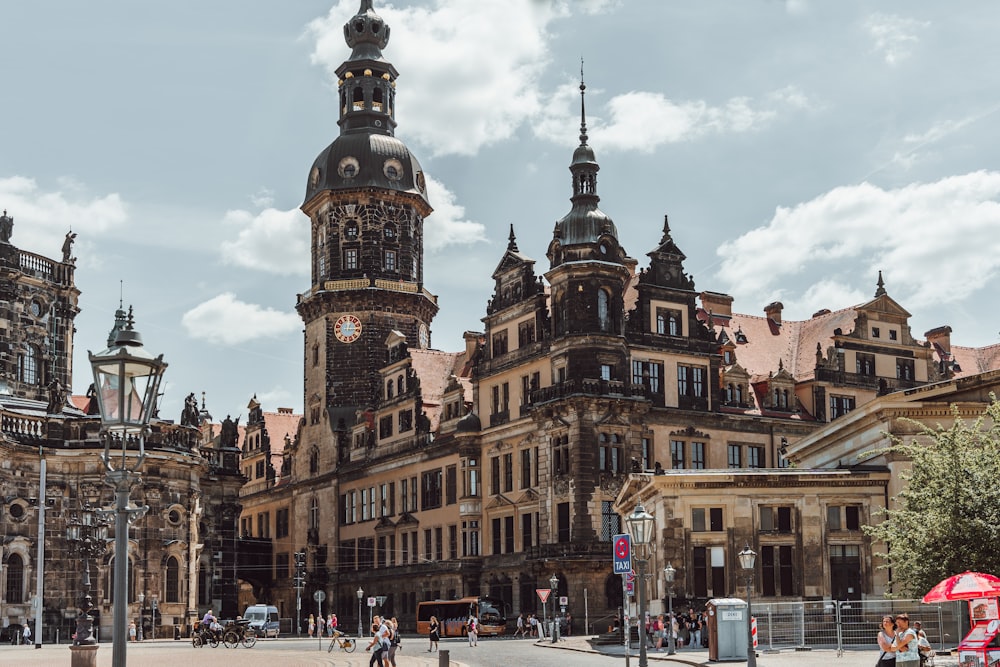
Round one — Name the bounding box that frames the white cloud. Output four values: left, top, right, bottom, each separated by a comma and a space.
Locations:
0, 175, 127, 258
715, 171, 1000, 317
181, 293, 300, 345
864, 13, 929, 66
250, 188, 275, 208
534, 82, 804, 153
424, 173, 487, 251
220, 207, 309, 276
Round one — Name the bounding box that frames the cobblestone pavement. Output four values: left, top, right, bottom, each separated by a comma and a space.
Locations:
0, 634, 963, 667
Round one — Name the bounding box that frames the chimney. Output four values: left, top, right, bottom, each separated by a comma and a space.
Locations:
924, 325, 952, 355
700, 291, 734, 318
464, 330, 484, 360
764, 301, 783, 325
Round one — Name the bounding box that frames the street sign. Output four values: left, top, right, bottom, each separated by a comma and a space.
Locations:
559, 596, 568, 606
625, 571, 635, 596
613, 533, 632, 574
313, 590, 326, 603
536, 588, 552, 604
368, 596, 377, 607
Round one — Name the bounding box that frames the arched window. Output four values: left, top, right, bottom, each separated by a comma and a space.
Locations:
669, 314, 679, 336
782, 389, 789, 408
386, 380, 394, 399
352, 86, 365, 111
736, 384, 744, 404
597, 290, 610, 332
105, 555, 135, 603
165, 556, 180, 603
397, 375, 404, 394
726, 384, 734, 403
372, 87, 384, 112
309, 497, 320, 530
5, 553, 24, 603
309, 447, 319, 474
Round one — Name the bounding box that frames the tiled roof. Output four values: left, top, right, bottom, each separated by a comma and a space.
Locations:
410, 348, 468, 432
948, 343, 1000, 377
262, 410, 300, 457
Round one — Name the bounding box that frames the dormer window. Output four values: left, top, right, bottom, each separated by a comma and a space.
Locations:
871, 327, 880, 338
735, 327, 748, 344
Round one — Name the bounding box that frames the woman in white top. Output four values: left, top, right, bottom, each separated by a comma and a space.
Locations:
876, 616, 896, 667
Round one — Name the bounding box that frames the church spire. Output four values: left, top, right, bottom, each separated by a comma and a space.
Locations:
579, 58, 589, 147
507, 224, 519, 252
336, 0, 398, 136
875, 270, 886, 297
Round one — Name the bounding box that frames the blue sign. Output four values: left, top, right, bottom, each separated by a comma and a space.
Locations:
613, 533, 632, 574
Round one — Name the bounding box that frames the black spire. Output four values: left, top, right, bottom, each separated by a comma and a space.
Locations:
570, 60, 599, 203
875, 270, 886, 297
507, 224, 519, 252
579, 58, 588, 147
336, 0, 398, 136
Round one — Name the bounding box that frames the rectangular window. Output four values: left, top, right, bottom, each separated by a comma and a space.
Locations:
380, 483, 390, 517
398, 409, 413, 432
421, 469, 442, 510
557, 502, 571, 543
360, 488, 369, 521
520, 449, 531, 489
889, 329, 898, 341
401, 533, 409, 564
522, 513, 534, 549
600, 364, 612, 381
446, 465, 457, 505
491, 382, 510, 415
384, 250, 396, 272
656, 308, 682, 335
829, 395, 856, 419
275, 553, 289, 580
896, 358, 915, 381
727, 444, 742, 468
670, 440, 685, 469
677, 364, 708, 397
276, 508, 290, 538
344, 248, 358, 270
871, 326, 880, 338
504, 516, 515, 553
503, 453, 513, 492
517, 320, 535, 347
491, 457, 501, 495
435, 527, 443, 561
692, 507, 724, 532
693, 546, 726, 598
492, 517, 502, 555
379, 415, 393, 439
448, 525, 458, 560
424, 529, 433, 561
762, 545, 794, 597
359, 537, 375, 569
747, 445, 764, 469
553, 435, 570, 475
492, 330, 508, 356
410, 476, 418, 510
369, 485, 376, 519
760, 506, 793, 532
642, 437, 652, 470
856, 352, 875, 376
691, 442, 705, 469
601, 500, 622, 541
377, 536, 386, 568
829, 505, 861, 530
401, 478, 409, 513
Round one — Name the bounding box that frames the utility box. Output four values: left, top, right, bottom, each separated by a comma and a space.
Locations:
706, 598, 748, 662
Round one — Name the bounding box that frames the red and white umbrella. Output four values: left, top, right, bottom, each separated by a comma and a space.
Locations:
922, 571, 1000, 603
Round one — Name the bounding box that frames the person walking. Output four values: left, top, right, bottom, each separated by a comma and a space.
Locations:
366, 615, 390, 667
467, 613, 478, 647
427, 615, 440, 652
22, 623, 31, 646
514, 613, 525, 638
876, 616, 897, 667
894, 614, 919, 667
387, 617, 400, 667
329, 613, 338, 637
308, 613, 315, 638
129, 620, 137, 642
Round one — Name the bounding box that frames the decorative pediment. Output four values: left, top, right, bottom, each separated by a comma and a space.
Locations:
374, 516, 396, 532
385, 330, 407, 348
488, 440, 514, 455
515, 488, 539, 504
724, 363, 750, 381
486, 494, 515, 509
595, 409, 630, 428
857, 293, 911, 320
396, 511, 419, 526
669, 425, 710, 439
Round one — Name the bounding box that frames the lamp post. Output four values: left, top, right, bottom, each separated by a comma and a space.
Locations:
549, 574, 559, 643
89, 307, 167, 667
738, 545, 757, 667
67, 505, 108, 667
150, 595, 158, 641
664, 562, 676, 655
137, 593, 144, 641
626, 501, 655, 667
357, 587, 364, 638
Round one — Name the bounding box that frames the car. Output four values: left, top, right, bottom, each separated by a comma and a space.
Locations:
243, 605, 279, 638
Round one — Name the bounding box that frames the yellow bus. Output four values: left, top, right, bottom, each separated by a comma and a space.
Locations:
415, 597, 507, 637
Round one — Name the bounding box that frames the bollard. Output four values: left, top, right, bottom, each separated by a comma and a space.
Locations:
438, 648, 450, 667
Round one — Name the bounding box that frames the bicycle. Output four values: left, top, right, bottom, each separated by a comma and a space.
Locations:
223, 620, 257, 649
327, 630, 357, 653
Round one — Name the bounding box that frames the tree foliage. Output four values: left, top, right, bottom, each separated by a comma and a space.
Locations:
864, 397, 1000, 597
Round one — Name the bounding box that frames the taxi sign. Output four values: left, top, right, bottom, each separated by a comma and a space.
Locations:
613, 533, 632, 574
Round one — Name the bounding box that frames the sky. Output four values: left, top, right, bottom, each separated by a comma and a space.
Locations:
2, 0, 1000, 422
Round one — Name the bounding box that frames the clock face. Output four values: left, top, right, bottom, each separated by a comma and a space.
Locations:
334, 314, 362, 343
418, 323, 429, 349
29, 301, 41, 317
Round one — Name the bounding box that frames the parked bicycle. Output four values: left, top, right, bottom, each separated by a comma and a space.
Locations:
327, 630, 356, 653
223, 619, 257, 648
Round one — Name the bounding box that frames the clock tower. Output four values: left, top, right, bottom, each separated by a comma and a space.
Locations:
297, 0, 437, 433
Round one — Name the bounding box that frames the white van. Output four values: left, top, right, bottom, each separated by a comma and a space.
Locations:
243, 604, 280, 638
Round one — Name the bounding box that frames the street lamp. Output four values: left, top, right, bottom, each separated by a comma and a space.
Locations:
357, 587, 364, 637
67, 505, 108, 667
738, 545, 757, 667
663, 562, 676, 655
137, 593, 144, 641
549, 574, 559, 643
89, 307, 167, 667
626, 501, 655, 667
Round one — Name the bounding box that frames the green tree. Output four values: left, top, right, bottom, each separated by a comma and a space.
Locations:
864, 397, 1000, 597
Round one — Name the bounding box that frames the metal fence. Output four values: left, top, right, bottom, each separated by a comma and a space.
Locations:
753, 599, 965, 655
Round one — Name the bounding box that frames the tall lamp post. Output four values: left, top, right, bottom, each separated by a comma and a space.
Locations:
137, 593, 144, 641
89, 307, 167, 667
357, 587, 364, 637
626, 501, 655, 667
663, 562, 676, 655
549, 574, 559, 643
67, 505, 108, 667
738, 545, 757, 667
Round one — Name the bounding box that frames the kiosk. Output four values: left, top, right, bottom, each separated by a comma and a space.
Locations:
957, 598, 1000, 667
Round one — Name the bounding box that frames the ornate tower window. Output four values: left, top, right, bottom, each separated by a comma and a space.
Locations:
597, 289, 610, 332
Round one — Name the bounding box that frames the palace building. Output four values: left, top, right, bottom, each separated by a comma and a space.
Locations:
234, 0, 1000, 632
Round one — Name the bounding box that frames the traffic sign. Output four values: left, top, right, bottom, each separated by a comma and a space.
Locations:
613, 533, 632, 574
536, 588, 552, 604
313, 590, 326, 603
368, 596, 377, 607
559, 596, 568, 606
